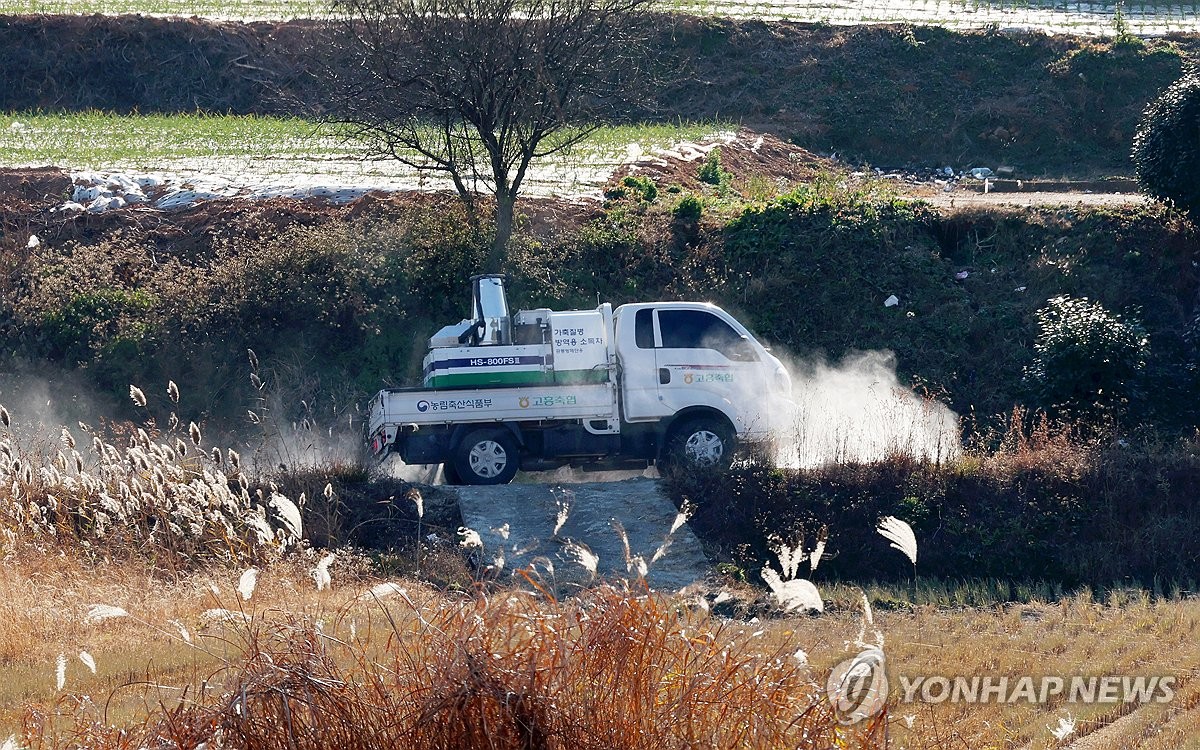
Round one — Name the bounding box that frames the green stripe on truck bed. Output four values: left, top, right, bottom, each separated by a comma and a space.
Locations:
425, 369, 609, 389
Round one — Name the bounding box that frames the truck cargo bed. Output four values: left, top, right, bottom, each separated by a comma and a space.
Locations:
368, 381, 617, 433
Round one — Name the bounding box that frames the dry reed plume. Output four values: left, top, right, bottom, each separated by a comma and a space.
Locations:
0, 391, 301, 566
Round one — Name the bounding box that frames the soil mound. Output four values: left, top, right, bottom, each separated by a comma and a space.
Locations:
619, 128, 837, 190
0, 167, 71, 203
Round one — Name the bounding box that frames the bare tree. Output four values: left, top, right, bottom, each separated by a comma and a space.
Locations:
323, 0, 657, 271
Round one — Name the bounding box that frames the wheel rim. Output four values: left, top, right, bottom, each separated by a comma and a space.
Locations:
468, 440, 509, 478
684, 429, 725, 466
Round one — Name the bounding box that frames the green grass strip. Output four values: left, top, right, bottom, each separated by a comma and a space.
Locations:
1, 111, 724, 175
0, 0, 328, 19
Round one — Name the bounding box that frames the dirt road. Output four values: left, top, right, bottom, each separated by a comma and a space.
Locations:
924, 190, 1146, 209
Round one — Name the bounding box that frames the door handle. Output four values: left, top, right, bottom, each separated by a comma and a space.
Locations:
659, 368, 671, 384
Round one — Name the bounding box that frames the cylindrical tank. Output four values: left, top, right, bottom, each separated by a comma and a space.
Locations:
471, 274, 511, 346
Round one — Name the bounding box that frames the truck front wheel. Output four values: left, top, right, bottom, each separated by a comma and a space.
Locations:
664, 417, 734, 473
453, 428, 520, 485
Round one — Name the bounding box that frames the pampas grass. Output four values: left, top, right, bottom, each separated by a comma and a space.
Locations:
238, 568, 259, 601
760, 567, 824, 613
553, 489, 572, 536
878, 515, 918, 600
877, 516, 917, 566
169, 618, 193, 645
362, 582, 407, 600
810, 530, 827, 574
269, 493, 303, 544
0, 400, 301, 567
54, 653, 67, 692
84, 605, 130, 625
772, 537, 805, 580
760, 535, 827, 612
458, 527, 482, 548
564, 541, 600, 576
1049, 712, 1076, 741
313, 553, 336, 591
200, 608, 250, 625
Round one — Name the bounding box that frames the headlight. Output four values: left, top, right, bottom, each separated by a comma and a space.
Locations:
774, 366, 792, 394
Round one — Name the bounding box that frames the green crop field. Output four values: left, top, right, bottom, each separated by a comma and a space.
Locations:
3, 112, 331, 166
0, 0, 329, 17
1, 112, 725, 194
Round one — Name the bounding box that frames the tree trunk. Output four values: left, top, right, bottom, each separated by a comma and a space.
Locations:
487, 190, 515, 274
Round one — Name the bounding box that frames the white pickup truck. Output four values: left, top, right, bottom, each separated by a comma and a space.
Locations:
367, 275, 792, 484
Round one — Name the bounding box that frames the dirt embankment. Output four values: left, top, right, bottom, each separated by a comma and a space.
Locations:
3, 14, 1198, 176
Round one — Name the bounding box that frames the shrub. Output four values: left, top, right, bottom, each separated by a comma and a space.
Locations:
1024, 295, 1149, 419
697, 148, 731, 186
621, 174, 658, 202
667, 426, 1200, 589
672, 194, 703, 222
1132, 72, 1200, 222
1111, 3, 1144, 50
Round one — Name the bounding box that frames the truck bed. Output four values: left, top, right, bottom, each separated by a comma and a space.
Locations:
368, 381, 618, 436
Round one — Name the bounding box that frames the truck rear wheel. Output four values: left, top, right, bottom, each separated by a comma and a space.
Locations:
453, 428, 520, 485
664, 417, 734, 473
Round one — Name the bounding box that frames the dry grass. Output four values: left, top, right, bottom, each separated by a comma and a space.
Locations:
0, 551, 329, 732
856, 597, 1200, 748
3, 550, 1199, 749
2, 553, 881, 749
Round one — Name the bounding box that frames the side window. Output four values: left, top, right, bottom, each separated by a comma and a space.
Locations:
658, 310, 757, 361
634, 308, 655, 349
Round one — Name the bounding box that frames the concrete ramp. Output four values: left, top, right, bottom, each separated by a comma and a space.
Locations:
454, 478, 710, 593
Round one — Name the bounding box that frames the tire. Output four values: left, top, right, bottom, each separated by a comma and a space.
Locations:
453, 428, 520, 485
663, 417, 734, 473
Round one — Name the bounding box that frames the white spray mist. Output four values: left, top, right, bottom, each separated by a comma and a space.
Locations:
769, 350, 961, 468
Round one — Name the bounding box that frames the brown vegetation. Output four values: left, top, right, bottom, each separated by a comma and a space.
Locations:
672, 410, 1200, 589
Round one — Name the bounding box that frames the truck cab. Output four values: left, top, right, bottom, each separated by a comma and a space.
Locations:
615, 302, 788, 444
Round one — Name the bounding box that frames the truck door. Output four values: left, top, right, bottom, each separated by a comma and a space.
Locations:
654, 308, 765, 421
617, 307, 672, 421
